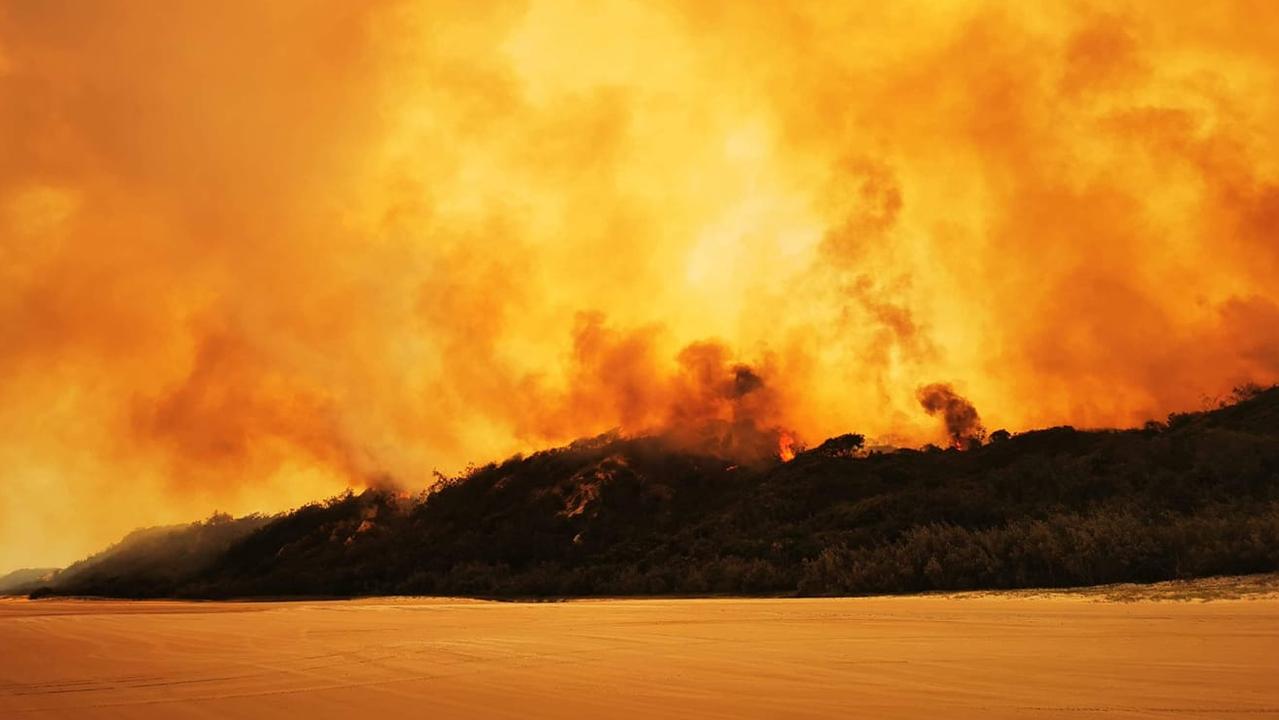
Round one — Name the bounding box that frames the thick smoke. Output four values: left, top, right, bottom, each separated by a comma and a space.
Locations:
917, 384, 986, 450
544, 313, 795, 463
4, 1, 1279, 572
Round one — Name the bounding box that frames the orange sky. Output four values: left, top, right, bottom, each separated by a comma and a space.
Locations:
3, 1, 1278, 572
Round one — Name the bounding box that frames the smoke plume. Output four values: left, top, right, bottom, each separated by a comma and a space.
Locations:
544, 313, 795, 462
917, 384, 986, 450
4, 1, 1279, 571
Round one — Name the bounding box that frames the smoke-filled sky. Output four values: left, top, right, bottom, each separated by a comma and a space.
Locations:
3, 1, 1279, 573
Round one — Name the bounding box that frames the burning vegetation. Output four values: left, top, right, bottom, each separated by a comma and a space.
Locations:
24, 386, 1279, 600
5, 2, 1279, 571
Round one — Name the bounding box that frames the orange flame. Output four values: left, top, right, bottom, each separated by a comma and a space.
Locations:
777, 432, 797, 462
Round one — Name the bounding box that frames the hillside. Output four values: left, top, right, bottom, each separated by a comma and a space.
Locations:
33, 515, 271, 597
0, 567, 59, 595
32, 387, 1279, 599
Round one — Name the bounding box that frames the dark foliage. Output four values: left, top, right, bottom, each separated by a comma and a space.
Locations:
35, 387, 1279, 599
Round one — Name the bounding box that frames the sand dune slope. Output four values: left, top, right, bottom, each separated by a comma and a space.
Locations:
2, 593, 1277, 719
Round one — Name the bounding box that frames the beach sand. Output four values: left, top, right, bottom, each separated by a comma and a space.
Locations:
3, 583, 1277, 719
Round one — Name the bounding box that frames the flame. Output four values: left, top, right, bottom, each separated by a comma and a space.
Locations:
777, 432, 798, 462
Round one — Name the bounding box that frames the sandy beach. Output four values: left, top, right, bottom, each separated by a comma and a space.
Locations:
2, 586, 1277, 719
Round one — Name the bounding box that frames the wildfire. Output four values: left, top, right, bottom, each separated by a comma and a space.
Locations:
777, 432, 797, 462
6, 0, 1279, 575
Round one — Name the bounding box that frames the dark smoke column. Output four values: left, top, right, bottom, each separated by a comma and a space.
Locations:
917, 383, 986, 450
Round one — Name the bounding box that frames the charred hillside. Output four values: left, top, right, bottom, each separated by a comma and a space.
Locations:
32, 387, 1279, 599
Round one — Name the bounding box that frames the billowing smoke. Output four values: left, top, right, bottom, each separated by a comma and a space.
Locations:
917, 384, 986, 450
4, 1, 1279, 572
545, 313, 797, 463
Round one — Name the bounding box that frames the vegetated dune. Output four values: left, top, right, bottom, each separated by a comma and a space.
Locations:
2, 578, 1278, 720
30, 386, 1279, 600
0, 568, 58, 596
26, 514, 271, 598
